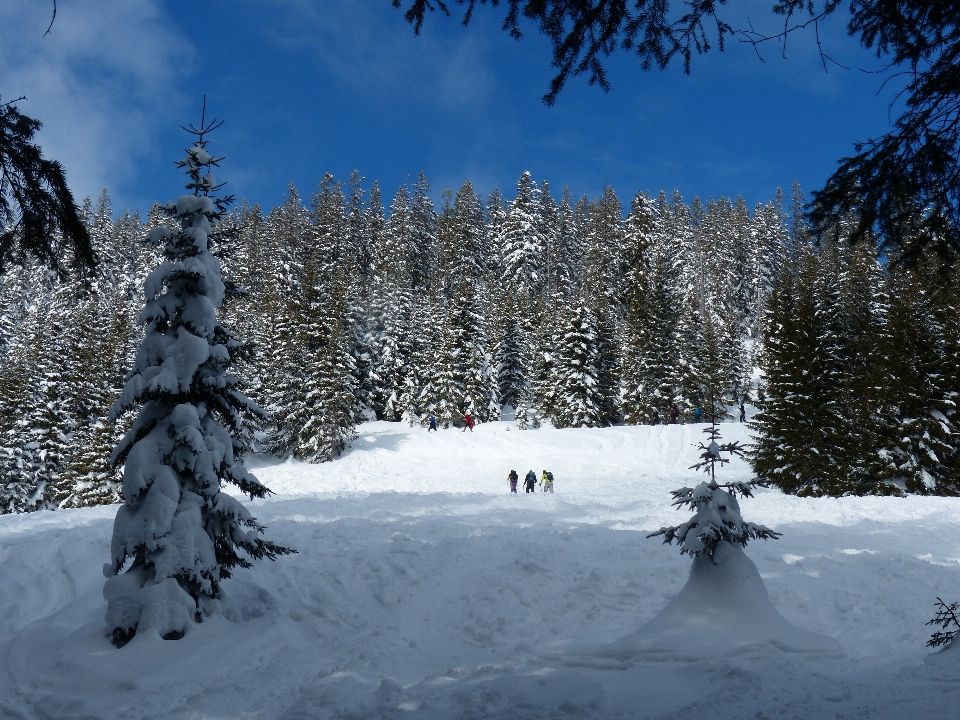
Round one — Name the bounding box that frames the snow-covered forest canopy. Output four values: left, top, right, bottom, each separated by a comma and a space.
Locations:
2, 170, 958, 514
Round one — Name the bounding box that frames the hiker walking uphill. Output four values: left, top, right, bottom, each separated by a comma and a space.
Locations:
524, 470, 537, 493
508, 469, 518, 493
540, 470, 554, 493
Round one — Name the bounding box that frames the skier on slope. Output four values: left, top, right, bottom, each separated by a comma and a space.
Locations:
508, 469, 519, 493
693, 406, 702, 424
540, 470, 554, 493
524, 470, 537, 493
428, 415, 438, 432
462, 411, 474, 432
651, 409, 661, 426
669, 404, 680, 424
739, 402, 746, 423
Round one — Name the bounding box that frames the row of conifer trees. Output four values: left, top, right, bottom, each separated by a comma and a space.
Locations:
752, 230, 960, 496
0, 172, 957, 513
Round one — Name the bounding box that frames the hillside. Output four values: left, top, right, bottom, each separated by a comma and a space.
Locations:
2, 420, 959, 719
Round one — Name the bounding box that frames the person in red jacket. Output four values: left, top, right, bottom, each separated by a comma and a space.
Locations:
462, 411, 474, 432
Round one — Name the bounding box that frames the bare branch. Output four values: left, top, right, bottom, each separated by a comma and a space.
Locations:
43, 0, 57, 37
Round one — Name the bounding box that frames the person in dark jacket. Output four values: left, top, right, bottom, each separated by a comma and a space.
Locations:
739, 402, 746, 423
508, 469, 519, 493
651, 409, 661, 426
669, 405, 680, 424
524, 470, 537, 493
428, 415, 437, 431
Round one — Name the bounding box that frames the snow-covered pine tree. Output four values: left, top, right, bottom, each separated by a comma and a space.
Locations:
594, 304, 622, 425
683, 302, 743, 422
260, 184, 315, 453
266, 173, 361, 457
749, 241, 824, 494
581, 185, 625, 307
828, 236, 891, 493
485, 185, 506, 277
311, 172, 350, 274
538, 180, 560, 297
346, 169, 373, 295
748, 191, 787, 340
103, 108, 292, 647
0, 307, 49, 513
550, 300, 605, 428
0, 272, 84, 512
648, 411, 780, 559
499, 172, 543, 301
434, 181, 487, 299
409, 172, 437, 291
219, 202, 269, 407
366, 181, 417, 421
291, 268, 359, 461
749, 235, 884, 496
494, 318, 526, 414
526, 299, 559, 424
56, 289, 130, 508
875, 260, 960, 494
552, 187, 581, 296
314, 172, 372, 421
412, 292, 451, 425
621, 192, 683, 424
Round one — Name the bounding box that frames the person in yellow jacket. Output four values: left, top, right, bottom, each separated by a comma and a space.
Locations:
540, 470, 554, 493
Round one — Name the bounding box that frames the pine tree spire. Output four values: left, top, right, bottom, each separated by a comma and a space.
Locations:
103, 102, 293, 648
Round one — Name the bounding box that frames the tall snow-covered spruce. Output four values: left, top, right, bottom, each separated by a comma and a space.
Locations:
103, 107, 293, 648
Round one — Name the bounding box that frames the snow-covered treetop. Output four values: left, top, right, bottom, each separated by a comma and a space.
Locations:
647, 478, 780, 559
172, 103, 233, 218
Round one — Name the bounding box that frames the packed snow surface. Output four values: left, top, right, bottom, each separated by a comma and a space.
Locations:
2, 421, 960, 719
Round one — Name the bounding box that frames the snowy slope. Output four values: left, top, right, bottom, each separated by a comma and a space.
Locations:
2, 420, 960, 719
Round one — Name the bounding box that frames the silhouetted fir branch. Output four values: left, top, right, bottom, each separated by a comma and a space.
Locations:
927, 597, 960, 648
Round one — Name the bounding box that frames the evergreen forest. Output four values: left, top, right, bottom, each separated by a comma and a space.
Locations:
2, 171, 958, 514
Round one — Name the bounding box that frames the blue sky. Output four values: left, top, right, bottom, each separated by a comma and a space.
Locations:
0, 0, 899, 217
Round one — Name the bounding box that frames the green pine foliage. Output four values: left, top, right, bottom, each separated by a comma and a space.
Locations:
550, 301, 605, 428
4, 165, 960, 512
874, 262, 960, 494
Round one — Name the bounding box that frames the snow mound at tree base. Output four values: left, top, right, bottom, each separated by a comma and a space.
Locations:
922, 637, 960, 679
605, 542, 842, 658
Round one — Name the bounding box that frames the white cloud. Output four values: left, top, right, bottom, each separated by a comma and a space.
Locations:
262, 0, 492, 109
0, 0, 192, 208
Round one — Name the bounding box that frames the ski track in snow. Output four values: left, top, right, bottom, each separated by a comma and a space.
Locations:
2, 421, 960, 719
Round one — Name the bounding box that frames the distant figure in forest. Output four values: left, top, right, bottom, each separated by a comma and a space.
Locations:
693, 406, 702, 424
651, 409, 661, 426
540, 470, 554, 493
739, 403, 746, 423
428, 415, 437, 432
462, 411, 474, 432
669, 405, 680, 424
524, 470, 537, 493
508, 469, 518, 493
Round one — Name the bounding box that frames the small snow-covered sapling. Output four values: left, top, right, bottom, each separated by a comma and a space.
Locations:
647, 406, 780, 561
926, 597, 960, 648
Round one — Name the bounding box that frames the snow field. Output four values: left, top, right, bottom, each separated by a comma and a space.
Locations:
2, 421, 960, 719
